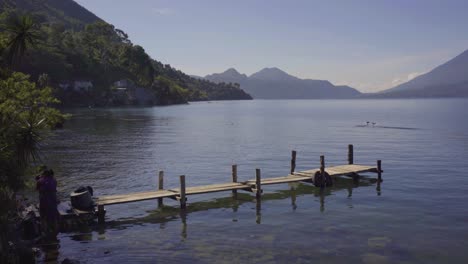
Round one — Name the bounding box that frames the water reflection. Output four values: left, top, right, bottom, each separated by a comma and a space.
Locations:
255, 199, 262, 224
179, 210, 187, 240
289, 184, 297, 211
319, 189, 326, 212
376, 181, 382, 196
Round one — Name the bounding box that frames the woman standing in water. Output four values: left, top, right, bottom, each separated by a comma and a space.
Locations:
36, 169, 59, 239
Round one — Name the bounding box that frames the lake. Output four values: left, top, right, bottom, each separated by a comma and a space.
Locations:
39, 99, 468, 263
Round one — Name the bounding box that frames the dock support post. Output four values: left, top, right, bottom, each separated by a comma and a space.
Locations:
97, 205, 105, 224
320, 155, 325, 172
180, 210, 187, 239
377, 160, 382, 182
158, 171, 164, 207
232, 165, 238, 196
255, 168, 262, 199
179, 175, 186, 209
320, 155, 326, 188
348, 144, 354, 165
290, 150, 296, 174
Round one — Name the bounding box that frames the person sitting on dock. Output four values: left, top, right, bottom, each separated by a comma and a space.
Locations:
36, 169, 59, 238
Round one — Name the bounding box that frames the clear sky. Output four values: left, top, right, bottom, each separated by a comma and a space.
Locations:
75, 0, 468, 92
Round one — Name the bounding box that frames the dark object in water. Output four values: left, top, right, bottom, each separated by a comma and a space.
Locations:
314, 171, 332, 187
70, 186, 94, 210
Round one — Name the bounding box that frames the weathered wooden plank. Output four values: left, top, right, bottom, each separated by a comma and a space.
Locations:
246, 175, 312, 185
299, 164, 376, 176
170, 182, 249, 195
96, 190, 178, 206
96, 190, 162, 202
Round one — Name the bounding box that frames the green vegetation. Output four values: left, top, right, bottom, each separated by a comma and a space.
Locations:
3, 13, 39, 67
0, 1, 251, 107
0, 72, 66, 263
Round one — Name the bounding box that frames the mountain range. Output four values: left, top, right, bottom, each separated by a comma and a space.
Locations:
203, 67, 361, 99
202, 48, 468, 99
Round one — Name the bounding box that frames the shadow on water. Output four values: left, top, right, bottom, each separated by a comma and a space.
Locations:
355, 125, 420, 130
64, 175, 382, 243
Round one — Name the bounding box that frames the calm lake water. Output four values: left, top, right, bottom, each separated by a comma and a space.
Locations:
40, 99, 468, 263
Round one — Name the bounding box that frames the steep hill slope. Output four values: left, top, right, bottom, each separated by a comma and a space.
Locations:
0, 0, 101, 27
379, 49, 468, 97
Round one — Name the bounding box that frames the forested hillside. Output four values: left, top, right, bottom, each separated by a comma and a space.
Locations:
0, 0, 251, 106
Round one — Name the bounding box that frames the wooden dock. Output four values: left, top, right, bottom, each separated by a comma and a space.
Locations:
93, 145, 383, 223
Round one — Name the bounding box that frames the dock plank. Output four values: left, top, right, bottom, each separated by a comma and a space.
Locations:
299, 164, 376, 176
247, 175, 312, 185
170, 182, 248, 195
96, 190, 178, 206
249, 164, 377, 184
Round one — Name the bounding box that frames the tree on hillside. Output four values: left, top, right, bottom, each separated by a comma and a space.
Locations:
2, 13, 40, 68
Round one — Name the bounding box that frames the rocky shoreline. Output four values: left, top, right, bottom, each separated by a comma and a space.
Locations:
1, 195, 86, 264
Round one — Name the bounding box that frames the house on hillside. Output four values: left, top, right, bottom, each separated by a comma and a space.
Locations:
58, 80, 93, 92
73, 80, 93, 92
114, 79, 134, 88
58, 82, 71, 91
112, 79, 157, 105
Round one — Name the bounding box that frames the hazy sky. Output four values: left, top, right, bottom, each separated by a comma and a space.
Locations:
75, 0, 468, 92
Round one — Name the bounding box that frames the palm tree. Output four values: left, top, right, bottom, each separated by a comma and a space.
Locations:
4, 14, 40, 68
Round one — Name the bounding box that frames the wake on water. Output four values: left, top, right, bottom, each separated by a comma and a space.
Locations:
355, 124, 420, 130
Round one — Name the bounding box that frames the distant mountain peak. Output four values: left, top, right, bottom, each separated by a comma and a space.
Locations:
223, 68, 241, 74
250, 67, 299, 81
204, 68, 247, 83
254, 67, 288, 75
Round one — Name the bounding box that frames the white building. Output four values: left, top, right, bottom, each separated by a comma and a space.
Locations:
73, 81, 93, 92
